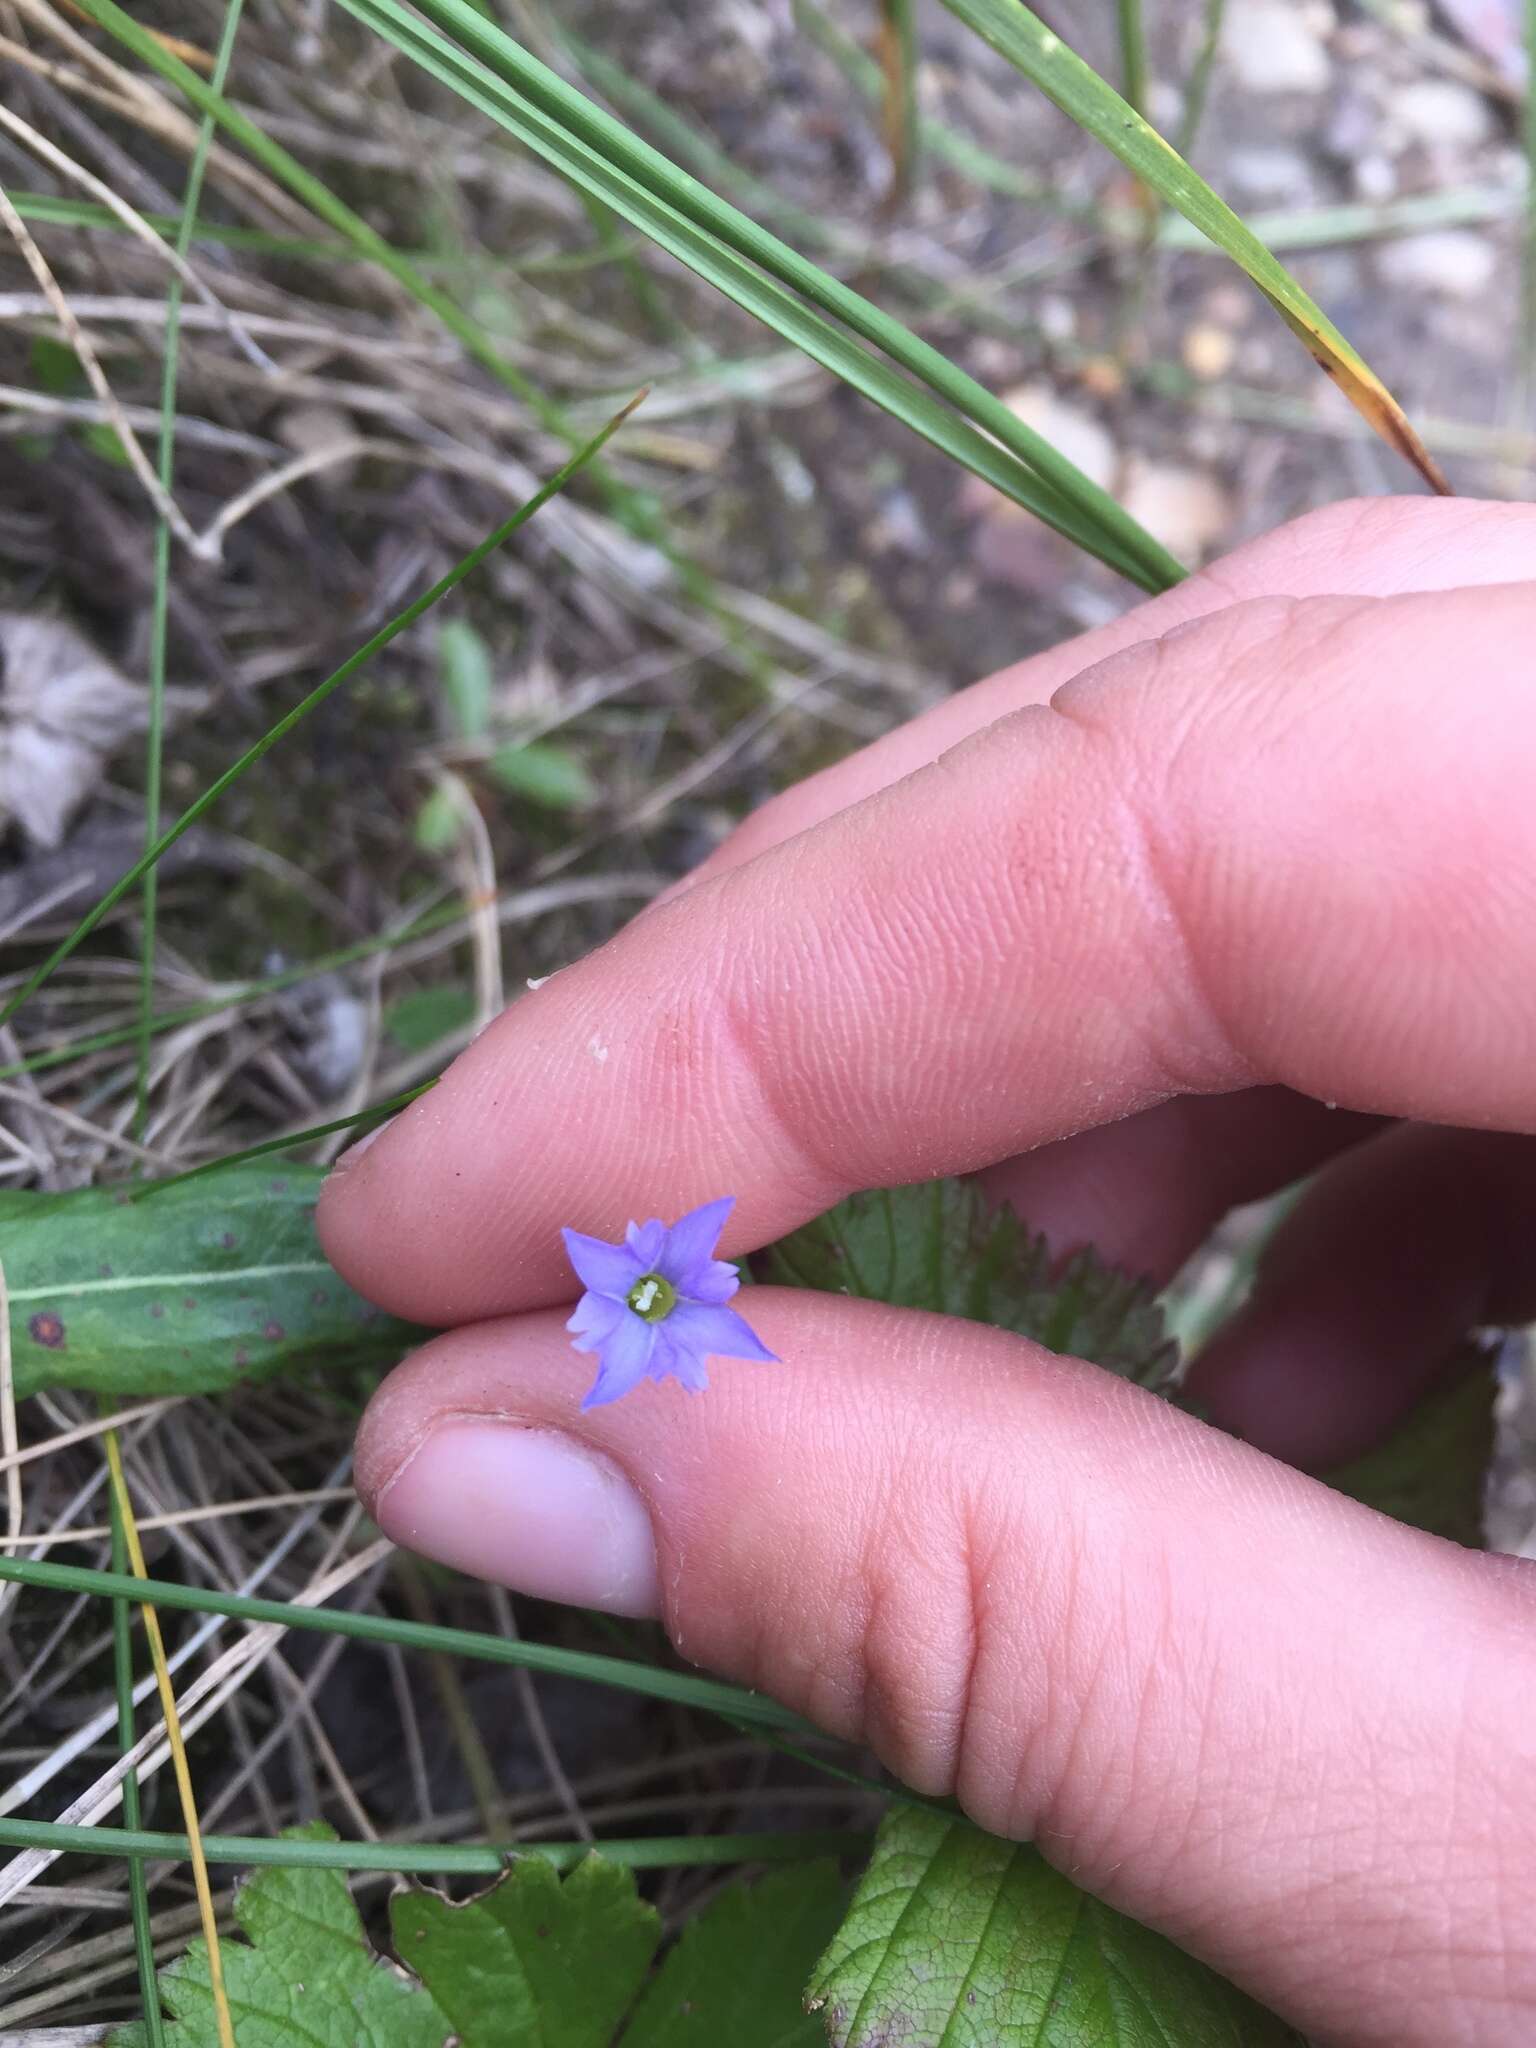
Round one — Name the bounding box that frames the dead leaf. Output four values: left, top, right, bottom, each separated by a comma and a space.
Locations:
0, 613, 199, 849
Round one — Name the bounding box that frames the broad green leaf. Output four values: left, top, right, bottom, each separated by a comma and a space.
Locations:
622, 1862, 846, 2048
935, 0, 1450, 494
107, 1825, 450, 2048
0, 1163, 418, 1400
385, 984, 478, 1050
112, 1841, 847, 2048
393, 1854, 660, 2048
489, 739, 596, 811
760, 1180, 1177, 1390
437, 617, 495, 739
1325, 1349, 1496, 1547
807, 1808, 1302, 2048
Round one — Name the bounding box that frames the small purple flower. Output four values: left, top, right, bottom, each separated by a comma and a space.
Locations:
562, 1195, 776, 1409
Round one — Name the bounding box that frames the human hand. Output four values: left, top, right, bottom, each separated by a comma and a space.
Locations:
319, 497, 1536, 2048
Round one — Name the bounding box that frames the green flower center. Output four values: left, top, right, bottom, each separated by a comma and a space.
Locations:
626, 1272, 677, 1323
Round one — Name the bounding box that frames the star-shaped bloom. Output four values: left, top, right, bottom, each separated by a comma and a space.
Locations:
561, 1195, 777, 1409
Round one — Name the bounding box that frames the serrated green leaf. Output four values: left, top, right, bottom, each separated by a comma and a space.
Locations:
622, 1862, 845, 2048
393, 1853, 660, 2048
760, 1180, 1176, 1390
384, 984, 478, 1050
489, 739, 596, 811
107, 1824, 450, 2048
437, 617, 495, 738
807, 1809, 1302, 2048
0, 1162, 418, 1400
1325, 1350, 1495, 1547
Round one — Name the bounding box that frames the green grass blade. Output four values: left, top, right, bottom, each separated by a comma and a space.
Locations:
877, 0, 920, 198
0, 1553, 814, 1733
137, 0, 248, 1146
108, 1463, 165, 2048
0, 398, 640, 1030
1116, 0, 1149, 116
334, 0, 1182, 588
0, 1816, 866, 1876
72, 0, 1179, 590
128, 1083, 437, 1200
936, 0, 1451, 493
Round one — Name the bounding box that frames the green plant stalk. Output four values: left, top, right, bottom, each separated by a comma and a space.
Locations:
127, 1083, 437, 1200
879, 0, 920, 197
0, 1816, 866, 1875
335, 0, 1180, 587
1116, 0, 1149, 115
108, 1463, 166, 2048
137, 0, 247, 1146
790, 0, 1058, 203
0, 1554, 813, 1733
1175, 0, 1227, 162
0, 400, 637, 1030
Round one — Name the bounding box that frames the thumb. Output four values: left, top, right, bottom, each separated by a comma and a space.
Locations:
355, 1291, 1536, 2048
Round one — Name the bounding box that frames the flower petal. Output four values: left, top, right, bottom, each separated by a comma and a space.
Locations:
680, 1259, 740, 1306
651, 1327, 709, 1393
566, 1290, 625, 1349
656, 1196, 736, 1291
667, 1298, 778, 1367
579, 1310, 657, 1410
625, 1218, 667, 1267
562, 1227, 642, 1300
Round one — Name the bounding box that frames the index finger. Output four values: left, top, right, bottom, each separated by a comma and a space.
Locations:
319, 572, 1536, 1325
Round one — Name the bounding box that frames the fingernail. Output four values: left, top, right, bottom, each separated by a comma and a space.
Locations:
336, 1114, 395, 1167
374, 1420, 661, 1618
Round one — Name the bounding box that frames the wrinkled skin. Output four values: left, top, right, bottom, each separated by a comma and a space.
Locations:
321, 499, 1536, 2048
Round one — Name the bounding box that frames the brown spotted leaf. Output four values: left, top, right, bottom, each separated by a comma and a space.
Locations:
0, 1163, 419, 1399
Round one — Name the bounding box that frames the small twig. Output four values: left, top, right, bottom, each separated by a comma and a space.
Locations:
103, 1437, 235, 2048
0, 1487, 355, 1549
0, 186, 214, 561
0, 105, 273, 371
0, 1399, 182, 1477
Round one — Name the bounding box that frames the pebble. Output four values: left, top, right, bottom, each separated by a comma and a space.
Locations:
1181, 323, 1237, 381
1392, 78, 1497, 153
1375, 228, 1498, 299
1225, 146, 1317, 205
1120, 459, 1231, 565
998, 384, 1117, 494
1221, 0, 1333, 96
